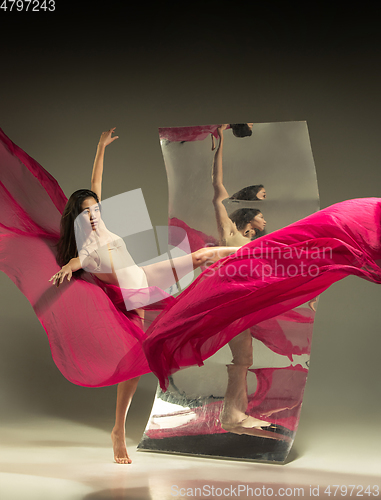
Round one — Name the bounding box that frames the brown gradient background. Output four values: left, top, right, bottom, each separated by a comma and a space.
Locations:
0, 4, 380, 461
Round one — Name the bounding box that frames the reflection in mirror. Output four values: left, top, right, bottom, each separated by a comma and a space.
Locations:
138, 121, 319, 463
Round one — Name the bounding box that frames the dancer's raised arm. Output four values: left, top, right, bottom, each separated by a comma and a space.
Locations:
91, 127, 119, 201
212, 124, 235, 245
50, 128, 119, 287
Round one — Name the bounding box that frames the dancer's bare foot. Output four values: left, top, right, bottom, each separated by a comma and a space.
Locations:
220, 414, 271, 431
224, 424, 291, 441
220, 415, 290, 441
111, 428, 132, 464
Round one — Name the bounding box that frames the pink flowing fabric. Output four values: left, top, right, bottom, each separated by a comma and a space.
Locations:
250, 307, 314, 361
0, 128, 173, 388
159, 125, 231, 143
169, 217, 218, 253
3, 127, 381, 397
144, 197, 381, 390
246, 365, 308, 431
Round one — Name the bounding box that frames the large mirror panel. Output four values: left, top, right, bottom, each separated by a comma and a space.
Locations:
138, 121, 319, 463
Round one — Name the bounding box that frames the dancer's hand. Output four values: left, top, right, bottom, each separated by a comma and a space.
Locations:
217, 124, 228, 136
98, 127, 119, 148
49, 264, 73, 287
211, 134, 216, 151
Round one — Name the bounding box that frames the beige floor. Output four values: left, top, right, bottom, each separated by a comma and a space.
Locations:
1, 402, 380, 500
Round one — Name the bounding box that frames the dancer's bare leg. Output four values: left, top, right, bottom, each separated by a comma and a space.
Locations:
111, 308, 144, 464
220, 366, 270, 428
142, 246, 239, 291
111, 377, 140, 464
220, 330, 270, 430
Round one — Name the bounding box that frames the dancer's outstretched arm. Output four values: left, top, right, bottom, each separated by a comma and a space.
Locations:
191, 246, 240, 268
212, 125, 235, 245
91, 127, 119, 201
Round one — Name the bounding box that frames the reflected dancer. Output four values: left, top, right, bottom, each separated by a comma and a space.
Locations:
211, 124, 275, 436
140, 121, 322, 462
230, 184, 266, 201
212, 125, 266, 246
159, 123, 253, 147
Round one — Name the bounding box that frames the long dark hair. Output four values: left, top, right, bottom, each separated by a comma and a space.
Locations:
229, 208, 262, 232
230, 184, 264, 201
229, 124, 253, 138
56, 189, 99, 267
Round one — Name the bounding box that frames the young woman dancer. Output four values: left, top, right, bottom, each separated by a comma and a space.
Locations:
51, 128, 145, 464
0, 126, 238, 464
49, 128, 239, 463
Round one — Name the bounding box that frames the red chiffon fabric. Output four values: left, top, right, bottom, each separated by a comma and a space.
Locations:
250, 307, 314, 361
0, 128, 173, 387
169, 217, 218, 253
144, 198, 381, 390
3, 127, 381, 394
159, 125, 231, 143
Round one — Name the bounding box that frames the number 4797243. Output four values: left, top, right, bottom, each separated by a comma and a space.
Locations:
0, 0, 55, 11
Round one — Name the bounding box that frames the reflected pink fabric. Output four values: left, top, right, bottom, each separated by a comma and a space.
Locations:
0, 128, 173, 387
144, 366, 307, 438
169, 217, 218, 252
159, 125, 231, 142
144, 198, 381, 390
169, 219, 315, 360
247, 365, 308, 431
251, 307, 314, 361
